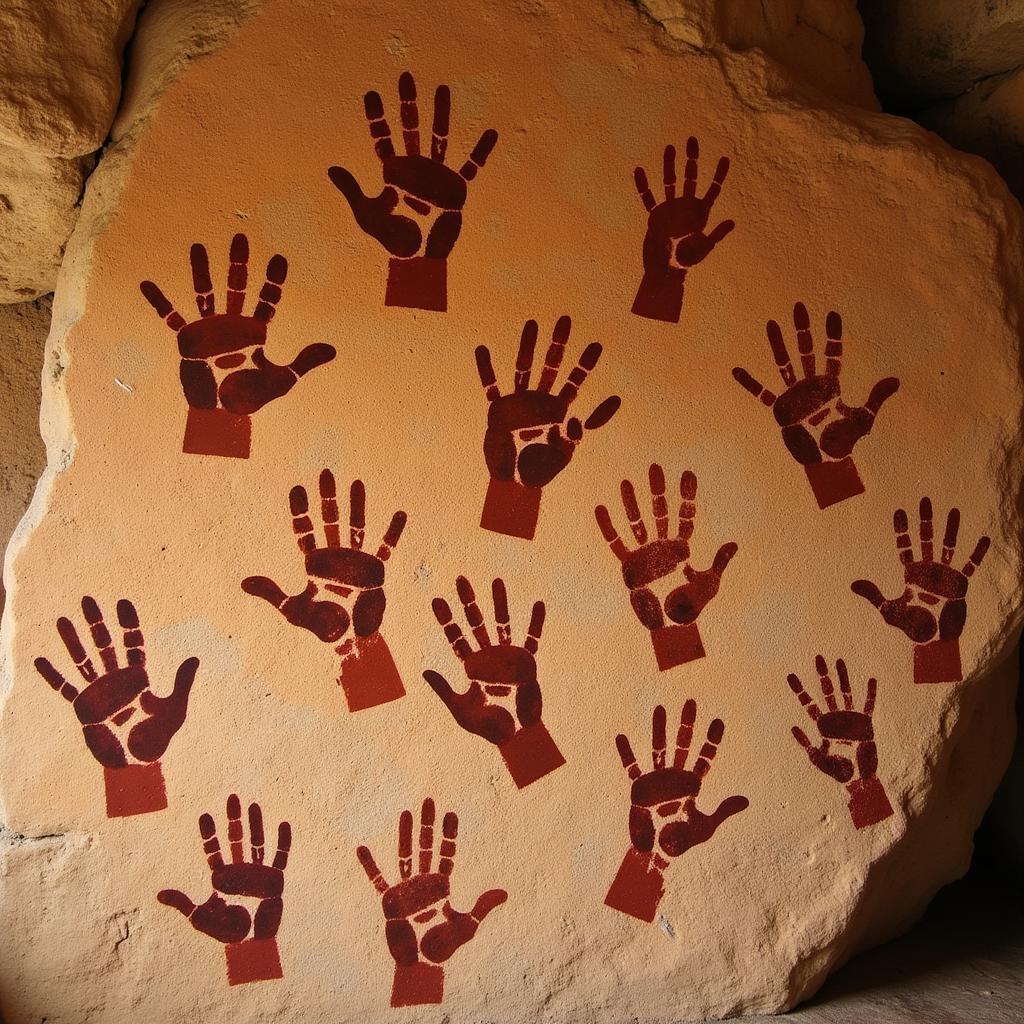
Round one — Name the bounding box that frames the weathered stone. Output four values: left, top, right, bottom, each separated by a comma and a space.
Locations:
1, 1, 1022, 1021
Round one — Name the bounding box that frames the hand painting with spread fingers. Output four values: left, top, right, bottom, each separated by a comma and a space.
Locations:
357, 798, 508, 1007
595, 465, 738, 671
157, 795, 292, 986
140, 233, 336, 459
33, 597, 198, 818
852, 499, 991, 684
605, 702, 748, 923
424, 576, 565, 789
476, 316, 621, 539
329, 71, 498, 311
242, 468, 408, 712
788, 657, 894, 829
732, 303, 899, 508
631, 137, 735, 323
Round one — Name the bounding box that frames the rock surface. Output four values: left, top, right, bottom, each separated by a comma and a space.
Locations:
1, 1, 1023, 1022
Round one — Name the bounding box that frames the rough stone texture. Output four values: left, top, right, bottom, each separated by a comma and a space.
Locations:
1, 1, 1023, 1022
860, 0, 1024, 108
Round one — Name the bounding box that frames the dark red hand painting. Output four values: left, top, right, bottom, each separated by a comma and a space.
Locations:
595, 465, 737, 671
605, 702, 748, 923
140, 234, 336, 459
328, 71, 498, 312
788, 657, 894, 829
631, 137, 735, 323
476, 316, 621, 539
852, 499, 990, 684
732, 303, 899, 508
357, 798, 507, 1007
424, 576, 565, 788
157, 795, 291, 986
242, 468, 407, 712
33, 597, 197, 818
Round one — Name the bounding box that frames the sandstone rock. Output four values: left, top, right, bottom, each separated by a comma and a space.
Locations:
1, 1, 1022, 1021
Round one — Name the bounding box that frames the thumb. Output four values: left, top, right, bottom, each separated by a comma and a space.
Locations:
171, 657, 199, 703
584, 395, 621, 431
865, 377, 900, 415
711, 541, 738, 575
708, 795, 749, 828
423, 670, 461, 713
242, 575, 289, 610
851, 579, 885, 609
290, 343, 336, 377
470, 889, 508, 922
707, 219, 735, 247
157, 889, 196, 918
327, 165, 371, 212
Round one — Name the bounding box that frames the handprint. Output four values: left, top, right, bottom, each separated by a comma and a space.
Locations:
788, 657, 894, 828
357, 798, 507, 1006
732, 303, 899, 508
595, 465, 738, 671
423, 576, 565, 788
605, 702, 748, 923
157, 794, 291, 985
328, 71, 498, 312
852, 498, 990, 684
630, 137, 735, 323
140, 233, 336, 459
476, 316, 622, 539
33, 597, 197, 817
242, 468, 407, 712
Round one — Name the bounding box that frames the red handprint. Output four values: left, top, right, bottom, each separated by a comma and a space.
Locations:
595, 465, 738, 671
788, 657, 894, 829
423, 576, 565, 789
605, 702, 748, 923
33, 597, 197, 817
157, 795, 291, 985
852, 499, 991, 684
242, 468, 407, 712
329, 71, 498, 312
476, 316, 622, 539
357, 798, 507, 1007
140, 234, 336, 459
630, 137, 735, 323
732, 303, 899, 508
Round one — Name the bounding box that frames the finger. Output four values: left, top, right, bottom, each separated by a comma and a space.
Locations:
663, 144, 677, 199
350, 479, 366, 551
82, 597, 118, 673
788, 673, 821, 721
537, 315, 571, 394
963, 535, 991, 578
941, 507, 960, 564
673, 697, 697, 769
199, 811, 224, 870
356, 845, 389, 894
456, 576, 491, 647
836, 658, 854, 710
524, 601, 545, 656
418, 797, 435, 874
645, 463, 669, 540
851, 579, 885, 609
225, 233, 248, 315
620, 478, 648, 545
458, 128, 498, 182
793, 302, 815, 378
431, 84, 450, 162
706, 219, 735, 248
615, 733, 641, 781
731, 367, 777, 407
682, 136, 699, 200
595, 505, 629, 561
157, 889, 196, 917
139, 281, 186, 333
767, 319, 797, 387
919, 497, 934, 562
190, 243, 214, 317
252, 254, 287, 323
364, 89, 395, 161
34, 657, 78, 702
56, 616, 97, 683
376, 510, 407, 561
319, 469, 341, 548
634, 166, 656, 212
227, 794, 245, 863
472, 888, 508, 922
863, 676, 877, 716
691, 718, 724, 779
584, 395, 620, 430
557, 342, 602, 404
475, 345, 500, 401
272, 821, 291, 871
116, 599, 146, 668
894, 508, 913, 564
398, 71, 421, 157
241, 576, 289, 610
703, 155, 730, 206
514, 320, 538, 392
249, 802, 265, 863
423, 670, 465, 715
398, 808, 413, 879
290, 484, 316, 553
652, 704, 667, 770
815, 654, 838, 712
492, 578, 511, 645
431, 599, 472, 659
438, 811, 458, 876
678, 470, 697, 542
824, 311, 843, 377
